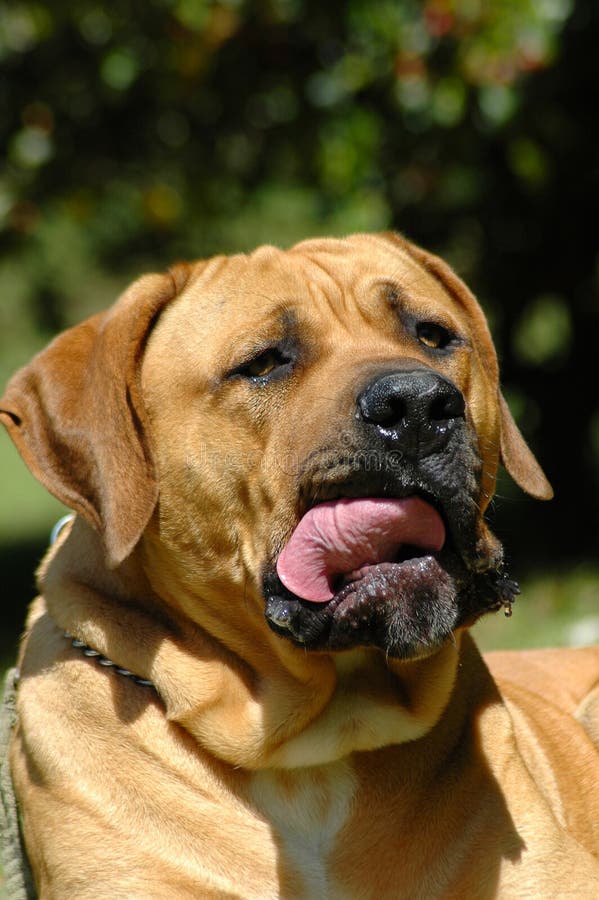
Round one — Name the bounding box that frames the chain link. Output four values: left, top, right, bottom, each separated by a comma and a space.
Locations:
63, 632, 155, 688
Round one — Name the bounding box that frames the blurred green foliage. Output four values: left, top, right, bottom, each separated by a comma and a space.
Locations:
0, 0, 598, 627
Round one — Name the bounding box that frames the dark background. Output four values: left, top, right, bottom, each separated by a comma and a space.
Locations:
1, 0, 597, 657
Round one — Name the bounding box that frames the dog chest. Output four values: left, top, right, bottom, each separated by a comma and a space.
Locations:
249, 761, 357, 898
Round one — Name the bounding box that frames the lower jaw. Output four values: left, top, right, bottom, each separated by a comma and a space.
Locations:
264, 554, 464, 659
264, 552, 517, 659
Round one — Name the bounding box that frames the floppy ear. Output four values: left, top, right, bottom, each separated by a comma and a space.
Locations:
499, 393, 553, 500
0, 264, 190, 567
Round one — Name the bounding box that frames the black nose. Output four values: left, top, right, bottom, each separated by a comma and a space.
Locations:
357, 369, 465, 456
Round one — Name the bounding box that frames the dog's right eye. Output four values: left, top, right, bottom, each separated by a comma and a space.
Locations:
416, 321, 455, 351
230, 347, 292, 382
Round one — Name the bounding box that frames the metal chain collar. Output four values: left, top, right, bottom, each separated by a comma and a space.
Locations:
63, 632, 155, 689
47, 522, 155, 690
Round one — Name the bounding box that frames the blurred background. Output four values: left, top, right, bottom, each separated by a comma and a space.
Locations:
1, 0, 598, 666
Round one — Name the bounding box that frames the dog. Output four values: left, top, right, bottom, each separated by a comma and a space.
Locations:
1, 232, 598, 898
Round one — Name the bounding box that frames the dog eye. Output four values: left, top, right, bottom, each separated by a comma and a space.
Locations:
234, 347, 290, 381
416, 321, 454, 350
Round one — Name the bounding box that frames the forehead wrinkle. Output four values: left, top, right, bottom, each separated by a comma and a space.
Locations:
385, 256, 443, 300
279, 250, 364, 330
212, 297, 304, 371
382, 259, 469, 329
232, 279, 301, 325
379, 275, 458, 326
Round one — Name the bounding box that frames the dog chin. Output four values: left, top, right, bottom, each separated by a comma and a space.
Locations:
264, 550, 463, 659
263, 546, 518, 660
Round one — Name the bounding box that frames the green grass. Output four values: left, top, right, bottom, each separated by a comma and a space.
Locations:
0, 432, 67, 544
474, 564, 599, 651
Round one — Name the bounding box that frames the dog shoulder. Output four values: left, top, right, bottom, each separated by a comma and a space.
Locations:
484, 644, 599, 716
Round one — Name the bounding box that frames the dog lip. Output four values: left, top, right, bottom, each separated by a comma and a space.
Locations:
335, 545, 434, 590
308, 544, 451, 606
298, 480, 457, 553
332, 554, 438, 602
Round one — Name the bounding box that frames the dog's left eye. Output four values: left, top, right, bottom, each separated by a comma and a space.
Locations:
232, 347, 291, 381
416, 321, 454, 350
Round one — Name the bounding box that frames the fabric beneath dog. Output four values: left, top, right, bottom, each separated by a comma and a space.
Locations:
0, 669, 36, 900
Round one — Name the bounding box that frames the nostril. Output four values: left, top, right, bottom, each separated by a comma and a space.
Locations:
359, 393, 408, 426
429, 390, 465, 421
383, 396, 408, 425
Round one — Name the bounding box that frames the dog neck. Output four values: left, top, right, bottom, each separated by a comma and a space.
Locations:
41, 518, 465, 770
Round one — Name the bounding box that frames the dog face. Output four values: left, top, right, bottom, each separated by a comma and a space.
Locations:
0, 233, 551, 664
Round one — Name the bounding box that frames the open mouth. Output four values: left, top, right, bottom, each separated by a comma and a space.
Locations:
276, 495, 446, 603
264, 490, 517, 658
264, 493, 463, 657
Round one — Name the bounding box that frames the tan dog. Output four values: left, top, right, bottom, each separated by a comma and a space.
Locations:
1, 233, 598, 898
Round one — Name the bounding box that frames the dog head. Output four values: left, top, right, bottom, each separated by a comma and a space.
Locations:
1, 233, 551, 666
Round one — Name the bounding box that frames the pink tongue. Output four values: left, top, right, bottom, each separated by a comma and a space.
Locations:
277, 497, 445, 602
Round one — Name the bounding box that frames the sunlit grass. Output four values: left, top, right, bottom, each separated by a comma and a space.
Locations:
0, 432, 67, 544
474, 564, 599, 651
